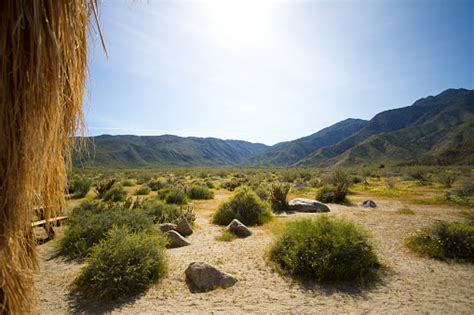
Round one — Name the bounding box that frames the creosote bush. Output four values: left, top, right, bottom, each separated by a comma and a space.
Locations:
103, 184, 127, 202
94, 179, 116, 199
186, 184, 214, 200
317, 170, 352, 203
269, 183, 290, 213
143, 200, 196, 225
121, 179, 137, 187
60, 202, 153, 258
405, 221, 474, 261
135, 185, 151, 196
71, 176, 93, 198
74, 226, 167, 299
269, 216, 379, 282
212, 186, 272, 226
165, 188, 189, 205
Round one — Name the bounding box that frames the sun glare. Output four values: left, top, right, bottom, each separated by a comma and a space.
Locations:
204, 0, 275, 48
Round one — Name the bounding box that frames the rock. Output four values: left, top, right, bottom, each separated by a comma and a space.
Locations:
361, 200, 377, 208
157, 223, 177, 233
185, 262, 237, 292
288, 198, 330, 213
165, 230, 190, 248
176, 219, 193, 236
227, 219, 252, 238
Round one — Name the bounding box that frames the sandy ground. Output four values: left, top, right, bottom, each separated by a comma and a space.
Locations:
36, 189, 474, 314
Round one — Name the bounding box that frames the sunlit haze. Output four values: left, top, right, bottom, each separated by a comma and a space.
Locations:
86, 0, 473, 145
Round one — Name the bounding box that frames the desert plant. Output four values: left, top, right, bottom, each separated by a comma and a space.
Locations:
454, 179, 474, 197
316, 186, 347, 204
60, 203, 153, 258
385, 178, 396, 189
71, 176, 93, 198
317, 170, 352, 203
94, 179, 116, 199
186, 185, 214, 200
269, 216, 379, 282
269, 183, 290, 213
103, 184, 127, 202
215, 230, 237, 242
212, 186, 272, 226
147, 179, 166, 191
135, 185, 151, 196
405, 221, 474, 261
121, 179, 137, 187
436, 171, 457, 188
74, 226, 167, 299
143, 200, 196, 225
407, 168, 431, 185
165, 188, 189, 205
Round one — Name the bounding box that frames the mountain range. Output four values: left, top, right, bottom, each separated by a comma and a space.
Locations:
75, 88, 474, 168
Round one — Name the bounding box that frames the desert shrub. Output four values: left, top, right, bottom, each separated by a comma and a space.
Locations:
156, 187, 171, 200
405, 221, 474, 261
269, 183, 290, 213
269, 216, 379, 282
212, 186, 272, 226
121, 179, 137, 187
94, 179, 116, 199
454, 179, 474, 197
147, 179, 166, 191
60, 204, 153, 258
74, 226, 167, 299
135, 185, 151, 196
316, 186, 345, 204
385, 178, 396, 189
205, 180, 215, 189
71, 176, 93, 198
253, 185, 269, 201
351, 176, 363, 184
165, 188, 189, 205
221, 177, 242, 191
143, 200, 196, 225
436, 172, 457, 188
103, 184, 127, 202
186, 185, 214, 200
407, 168, 431, 185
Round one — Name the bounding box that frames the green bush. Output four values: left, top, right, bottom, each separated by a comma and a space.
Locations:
269, 216, 379, 282
75, 226, 167, 299
103, 185, 127, 202
135, 185, 151, 196
94, 179, 116, 199
436, 172, 457, 188
405, 221, 474, 261
143, 200, 196, 225
165, 188, 189, 205
269, 183, 290, 213
147, 179, 166, 191
71, 176, 93, 198
316, 186, 343, 203
212, 186, 272, 226
60, 203, 153, 258
186, 185, 214, 200
121, 179, 137, 187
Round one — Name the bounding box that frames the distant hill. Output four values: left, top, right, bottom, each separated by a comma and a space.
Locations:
295, 88, 474, 167
244, 118, 368, 167
75, 135, 270, 168
75, 88, 473, 168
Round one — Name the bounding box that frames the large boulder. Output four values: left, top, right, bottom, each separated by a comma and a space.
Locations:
288, 198, 330, 213
176, 219, 193, 236
361, 200, 377, 208
157, 223, 177, 233
165, 230, 190, 248
185, 262, 237, 292
227, 219, 252, 238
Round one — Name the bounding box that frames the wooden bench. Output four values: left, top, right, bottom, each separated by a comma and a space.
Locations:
32, 216, 68, 239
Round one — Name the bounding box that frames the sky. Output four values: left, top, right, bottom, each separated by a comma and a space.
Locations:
86, 0, 473, 145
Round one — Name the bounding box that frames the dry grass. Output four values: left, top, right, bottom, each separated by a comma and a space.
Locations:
0, 1, 98, 312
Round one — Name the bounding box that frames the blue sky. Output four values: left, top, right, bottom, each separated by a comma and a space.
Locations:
86, 0, 473, 145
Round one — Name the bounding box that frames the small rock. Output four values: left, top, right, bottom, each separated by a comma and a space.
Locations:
288, 198, 330, 213
361, 200, 377, 208
227, 219, 252, 238
176, 219, 193, 236
185, 262, 237, 292
165, 230, 190, 248
157, 223, 177, 233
